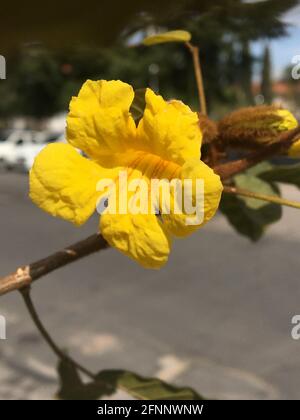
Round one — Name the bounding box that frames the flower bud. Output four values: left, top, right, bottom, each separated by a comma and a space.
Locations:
218, 106, 298, 148
198, 113, 218, 144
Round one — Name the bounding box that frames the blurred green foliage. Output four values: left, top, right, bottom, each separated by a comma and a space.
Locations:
0, 0, 297, 119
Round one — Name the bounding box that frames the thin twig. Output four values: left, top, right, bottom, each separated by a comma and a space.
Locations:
186, 42, 207, 115
223, 185, 300, 209
20, 286, 96, 379
0, 233, 108, 296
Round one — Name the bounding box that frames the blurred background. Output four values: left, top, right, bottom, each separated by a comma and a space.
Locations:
0, 0, 300, 400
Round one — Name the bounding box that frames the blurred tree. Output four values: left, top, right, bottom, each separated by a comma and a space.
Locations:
261, 45, 273, 104
13, 47, 62, 118
240, 40, 253, 105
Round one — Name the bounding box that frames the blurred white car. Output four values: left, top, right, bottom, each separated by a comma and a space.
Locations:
0, 130, 64, 171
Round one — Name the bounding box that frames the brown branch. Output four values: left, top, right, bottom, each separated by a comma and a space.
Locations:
0, 233, 108, 296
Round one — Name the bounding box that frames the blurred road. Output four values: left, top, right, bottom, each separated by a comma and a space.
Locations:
1, 172, 300, 399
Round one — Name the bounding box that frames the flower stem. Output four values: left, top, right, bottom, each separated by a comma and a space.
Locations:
20, 286, 96, 380
186, 42, 207, 115
223, 185, 300, 209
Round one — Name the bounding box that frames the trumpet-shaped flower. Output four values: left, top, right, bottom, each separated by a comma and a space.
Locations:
30, 80, 223, 268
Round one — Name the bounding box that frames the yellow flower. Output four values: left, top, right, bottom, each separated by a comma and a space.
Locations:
30, 80, 223, 269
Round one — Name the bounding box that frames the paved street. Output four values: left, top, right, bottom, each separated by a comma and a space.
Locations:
0, 172, 300, 399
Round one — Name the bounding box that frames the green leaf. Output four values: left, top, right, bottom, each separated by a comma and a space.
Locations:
260, 163, 300, 189
220, 172, 282, 241
220, 194, 281, 241
57, 361, 203, 400
56, 360, 116, 400
96, 370, 203, 400
130, 88, 146, 123
234, 173, 279, 209
244, 161, 273, 177
143, 30, 191, 46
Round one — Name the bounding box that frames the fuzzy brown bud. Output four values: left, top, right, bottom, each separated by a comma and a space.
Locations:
198, 113, 218, 144
218, 106, 298, 148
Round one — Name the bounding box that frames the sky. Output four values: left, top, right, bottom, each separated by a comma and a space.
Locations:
251, 3, 300, 80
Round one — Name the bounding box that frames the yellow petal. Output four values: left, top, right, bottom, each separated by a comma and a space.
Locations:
137, 89, 202, 166
100, 213, 171, 269
29, 143, 111, 226
161, 159, 223, 237
143, 30, 191, 46
67, 80, 136, 160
